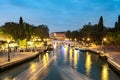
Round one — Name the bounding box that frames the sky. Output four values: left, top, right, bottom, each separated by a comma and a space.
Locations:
0, 0, 120, 32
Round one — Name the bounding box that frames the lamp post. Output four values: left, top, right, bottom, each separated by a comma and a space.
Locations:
74, 38, 77, 46
87, 38, 90, 49
102, 38, 106, 53
7, 40, 10, 61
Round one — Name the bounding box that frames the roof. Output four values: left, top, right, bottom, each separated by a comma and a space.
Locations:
51, 31, 66, 34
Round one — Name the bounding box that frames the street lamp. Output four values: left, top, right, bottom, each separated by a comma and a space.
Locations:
102, 38, 107, 53
87, 38, 90, 49
87, 38, 90, 41
7, 40, 10, 61
74, 38, 77, 42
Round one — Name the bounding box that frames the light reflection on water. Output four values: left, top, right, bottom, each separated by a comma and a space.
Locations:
69, 48, 73, 66
3, 76, 11, 80
73, 49, 79, 69
101, 64, 109, 80
85, 52, 92, 76
64, 46, 68, 62
0, 45, 120, 80
29, 62, 38, 73
43, 53, 49, 68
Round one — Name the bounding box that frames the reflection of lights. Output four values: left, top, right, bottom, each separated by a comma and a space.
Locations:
64, 45, 68, 62
74, 50, 79, 68
43, 53, 49, 68
53, 43, 57, 49
30, 62, 37, 73
85, 52, 92, 76
43, 55, 47, 67
65, 46, 68, 51
70, 48, 73, 59
69, 48, 73, 65
101, 64, 109, 80
63, 45, 68, 53
13, 78, 17, 80
3, 76, 10, 80
46, 53, 49, 61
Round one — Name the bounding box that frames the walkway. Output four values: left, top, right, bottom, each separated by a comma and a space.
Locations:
0, 52, 39, 66
0, 51, 42, 72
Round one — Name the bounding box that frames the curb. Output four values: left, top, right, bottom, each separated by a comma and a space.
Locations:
0, 52, 39, 72
107, 58, 120, 75
86, 48, 120, 75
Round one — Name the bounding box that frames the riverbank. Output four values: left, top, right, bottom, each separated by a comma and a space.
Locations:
87, 46, 120, 74
0, 48, 46, 72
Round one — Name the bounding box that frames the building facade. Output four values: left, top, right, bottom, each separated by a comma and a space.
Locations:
50, 32, 66, 40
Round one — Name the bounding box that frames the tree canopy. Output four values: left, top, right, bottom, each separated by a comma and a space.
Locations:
1, 17, 49, 42
65, 16, 120, 46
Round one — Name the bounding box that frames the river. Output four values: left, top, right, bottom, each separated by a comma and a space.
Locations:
0, 44, 120, 80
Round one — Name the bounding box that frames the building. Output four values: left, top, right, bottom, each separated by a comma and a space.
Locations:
50, 32, 66, 40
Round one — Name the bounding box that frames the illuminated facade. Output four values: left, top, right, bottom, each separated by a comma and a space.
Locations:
50, 32, 66, 40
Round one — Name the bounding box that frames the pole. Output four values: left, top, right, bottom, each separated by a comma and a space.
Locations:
104, 44, 105, 53
102, 41, 105, 53
8, 42, 10, 61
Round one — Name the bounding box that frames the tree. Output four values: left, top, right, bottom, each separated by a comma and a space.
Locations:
114, 15, 120, 32
0, 27, 12, 40
98, 16, 104, 31
1, 17, 50, 44
114, 22, 118, 31
34, 25, 49, 40
24, 23, 31, 41
19, 17, 23, 24
71, 30, 79, 41
115, 15, 120, 31
117, 15, 120, 31
97, 16, 106, 42
106, 31, 120, 47
18, 17, 26, 40
2, 22, 19, 41
66, 30, 72, 39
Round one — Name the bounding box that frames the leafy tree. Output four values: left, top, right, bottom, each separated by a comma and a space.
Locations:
106, 31, 120, 47
71, 30, 79, 41
24, 23, 31, 41
114, 15, 120, 31
117, 15, 120, 31
97, 16, 106, 42
0, 27, 12, 40
2, 22, 19, 41
66, 30, 72, 39
18, 17, 26, 40
98, 16, 104, 31
34, 25, 49, 40
1, 17, 50, 44
115, 22, 118, 31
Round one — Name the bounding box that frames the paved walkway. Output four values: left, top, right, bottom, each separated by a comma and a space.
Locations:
0, 51, 39, 66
